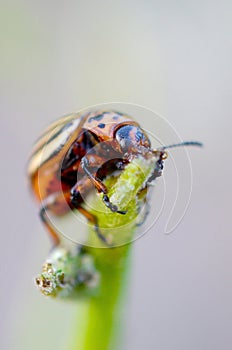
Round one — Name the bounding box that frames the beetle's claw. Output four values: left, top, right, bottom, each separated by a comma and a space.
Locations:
102, 195, 127, 215
116, 210, 127, 215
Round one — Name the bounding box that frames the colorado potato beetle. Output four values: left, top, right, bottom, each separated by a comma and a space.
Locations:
27, 110, 202, 245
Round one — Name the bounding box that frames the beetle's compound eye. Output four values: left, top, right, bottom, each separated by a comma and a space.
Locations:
115, 124, 150, 153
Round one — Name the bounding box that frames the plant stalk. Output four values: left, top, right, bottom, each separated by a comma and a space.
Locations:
70, 155, 155, 350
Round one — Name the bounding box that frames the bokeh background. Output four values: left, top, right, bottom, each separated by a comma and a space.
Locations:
1, 1, 232, 349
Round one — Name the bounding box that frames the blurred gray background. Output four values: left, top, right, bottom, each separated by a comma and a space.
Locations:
1, 1, 232, 349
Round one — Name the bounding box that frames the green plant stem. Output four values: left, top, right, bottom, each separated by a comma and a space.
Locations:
73, 246, 130, 350
71, 155, 155, 350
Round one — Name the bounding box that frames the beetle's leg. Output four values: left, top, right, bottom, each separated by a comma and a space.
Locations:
69, 186, 111, 245
77, 206, 111, 246
81, 155, 127, 215
147, 154, 165, 183
40, 187, 110, 246
135, 186, 150, 227
81, 156, 107, 193
39, 207, 61, 246
102, 195, 127, 215
39, 190, 73, 246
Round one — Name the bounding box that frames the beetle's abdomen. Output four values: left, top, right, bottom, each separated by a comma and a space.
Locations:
27, 114, 84, 201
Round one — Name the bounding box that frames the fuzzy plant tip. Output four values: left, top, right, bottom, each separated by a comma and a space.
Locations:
35, 262, 64, 297
35, 247, 100, 298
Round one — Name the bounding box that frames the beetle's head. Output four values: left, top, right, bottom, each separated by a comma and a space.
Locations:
115, 124, 202, 180
115, 124, 151, 155
115, 124, 167, 180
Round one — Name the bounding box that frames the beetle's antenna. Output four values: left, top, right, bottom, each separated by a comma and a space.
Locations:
158, 141, 203, 150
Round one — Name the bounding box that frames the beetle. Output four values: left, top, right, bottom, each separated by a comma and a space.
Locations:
28, 110, 202, 245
